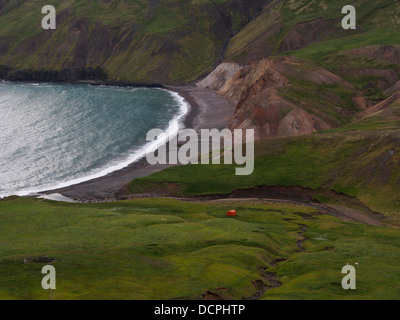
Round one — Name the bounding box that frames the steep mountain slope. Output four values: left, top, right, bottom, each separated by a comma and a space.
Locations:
226, 0, 400, 101
1, 0, 399, 89
215, 56, 366, 139
0, 0, 268, 84
201, 0, 400, 137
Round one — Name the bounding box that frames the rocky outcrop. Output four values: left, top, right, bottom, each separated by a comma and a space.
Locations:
214, 57, 361, 140
197, 63, 242, 90
219, 59, 289, 106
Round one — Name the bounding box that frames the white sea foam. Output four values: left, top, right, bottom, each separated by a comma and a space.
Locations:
0, 88, 190, 199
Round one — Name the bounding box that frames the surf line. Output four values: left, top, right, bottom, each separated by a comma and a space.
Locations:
4, 88, 189, 199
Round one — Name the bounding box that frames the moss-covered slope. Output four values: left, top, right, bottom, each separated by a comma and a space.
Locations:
0, 0, 268, 84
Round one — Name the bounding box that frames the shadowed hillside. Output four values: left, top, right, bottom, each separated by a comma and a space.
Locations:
1, 0, 400, 87
0, 0, 269, 84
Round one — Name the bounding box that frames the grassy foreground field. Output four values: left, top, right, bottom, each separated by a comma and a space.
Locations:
0, 197, 399, 300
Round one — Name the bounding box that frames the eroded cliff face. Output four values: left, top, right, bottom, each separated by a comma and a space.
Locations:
197, 63, 242, 91
0, 0, 270, 84
217, 1, 400, 140
201, 57, 369, 140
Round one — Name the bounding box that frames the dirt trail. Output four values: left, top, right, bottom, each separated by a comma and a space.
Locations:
207, 197, 386, 227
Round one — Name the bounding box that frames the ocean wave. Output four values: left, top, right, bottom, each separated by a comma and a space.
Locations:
0, 88, 190, 199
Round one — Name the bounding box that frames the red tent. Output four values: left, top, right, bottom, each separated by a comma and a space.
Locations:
227, 210, 237, 217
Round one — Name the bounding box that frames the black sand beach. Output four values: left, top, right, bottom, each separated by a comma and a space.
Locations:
42, 86, 234, 202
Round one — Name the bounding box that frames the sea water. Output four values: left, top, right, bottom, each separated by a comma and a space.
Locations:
0, 82, 188, 197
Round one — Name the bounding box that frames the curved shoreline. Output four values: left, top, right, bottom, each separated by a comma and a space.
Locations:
2, 86, 189, 199
38, 85, 235, 202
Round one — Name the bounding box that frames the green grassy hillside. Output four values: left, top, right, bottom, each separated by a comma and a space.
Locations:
1, 0, 400, 86
226, 0, 400, 103
227, 0, 400, 61
1, 197, 400, 300
128, 102, 400, 222
2, 0, 400, 301
0, 0, 268, 84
